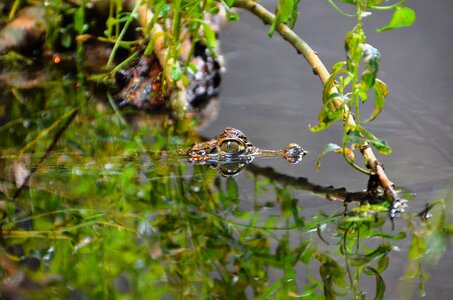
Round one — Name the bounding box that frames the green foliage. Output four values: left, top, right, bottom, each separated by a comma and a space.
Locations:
2, 1, 450, 299
377, 7, 416, 32
314, 0, 415, 171
1, 70, 444, 298
269, 0, 301, 37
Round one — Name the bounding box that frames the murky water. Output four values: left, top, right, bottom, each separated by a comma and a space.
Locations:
0, 0, 452, 298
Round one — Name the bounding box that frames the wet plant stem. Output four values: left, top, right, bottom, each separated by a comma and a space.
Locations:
124, 0, 188, 113
106, 0, 141, 69
233, 0, 399, 200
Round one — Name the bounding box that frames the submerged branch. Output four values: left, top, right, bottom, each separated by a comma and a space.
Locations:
233, 0, 399, 201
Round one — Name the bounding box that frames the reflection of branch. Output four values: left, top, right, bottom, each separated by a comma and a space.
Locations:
12, 109, 79, 200
246, 163, 379, 204
233, 0, 399, 201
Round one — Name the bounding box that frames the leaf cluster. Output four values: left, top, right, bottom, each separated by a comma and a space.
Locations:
312, 0, 415, 172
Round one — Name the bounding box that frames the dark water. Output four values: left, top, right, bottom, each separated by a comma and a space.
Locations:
203, 0, 453, 298
0, 1, 452, 299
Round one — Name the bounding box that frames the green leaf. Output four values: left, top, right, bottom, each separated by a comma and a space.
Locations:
365, 267, 386, 300
226, 11, 240, 22
310, 99, 344, 132
316, 143, 340, 170
348, 127, 392, 155
144, 32, 165, 56
290, 0, 301, 28
310, 67, 351, 132
340, 0, 357, 4
225, 0, 235, 7
170, 63, 183, 81
331, 61, 346, 73
187, 63, 198, 74
74, 7, 85, 34
61, 29, 73, 48
257, 278, 283, 300
201, 22, 217, 49
364, 79, 388, 123
359, 44, 381, 92
278, 0, 294, 23
345, 30, 366, 72
377, 7, 416, 32
268, 0, 295, 36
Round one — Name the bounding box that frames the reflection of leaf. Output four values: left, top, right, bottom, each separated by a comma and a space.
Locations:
377, 7, 416, 32
376, 255, 389, 273
409, 235, 427, 259
349, 243, 393, 268
257, 278, 283, 300
300, 242, 317, 264
365, 266, 386, 300
316, 253, 347, 298
371, 231, 406, 240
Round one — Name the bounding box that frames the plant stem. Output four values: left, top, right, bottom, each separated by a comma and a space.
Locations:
125, 0, 188, 113
233, 0, 399, 200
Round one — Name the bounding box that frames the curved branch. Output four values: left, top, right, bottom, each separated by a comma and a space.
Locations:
233, 0, 399, 201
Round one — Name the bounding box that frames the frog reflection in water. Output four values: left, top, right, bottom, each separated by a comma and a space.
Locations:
182, 128, 307, 176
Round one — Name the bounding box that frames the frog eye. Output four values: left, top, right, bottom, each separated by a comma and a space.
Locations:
218, 139, 246, 154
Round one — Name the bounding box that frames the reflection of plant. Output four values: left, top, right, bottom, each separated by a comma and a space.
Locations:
0, 84, 451, 298
2, 2, 451, 299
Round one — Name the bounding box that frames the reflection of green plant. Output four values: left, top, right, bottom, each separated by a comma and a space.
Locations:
3, 1, 452, 299
0, 77, 451, 298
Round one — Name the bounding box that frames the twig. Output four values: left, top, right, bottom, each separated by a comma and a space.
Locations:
124, 0, 188, 112
233, 0, 399, 201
